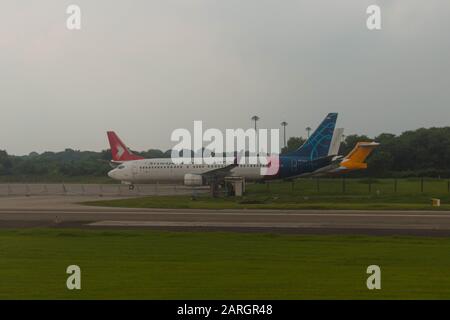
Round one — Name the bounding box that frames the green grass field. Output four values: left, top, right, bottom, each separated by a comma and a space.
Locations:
1, 229, 450, 299
87, 178, 450, 210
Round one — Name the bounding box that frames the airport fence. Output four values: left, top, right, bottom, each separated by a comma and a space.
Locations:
1, 178, 450, 198
259, 177, 450, 196
0, 183, 208, 197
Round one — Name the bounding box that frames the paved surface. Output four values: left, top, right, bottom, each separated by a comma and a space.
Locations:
1, 196, 450, 236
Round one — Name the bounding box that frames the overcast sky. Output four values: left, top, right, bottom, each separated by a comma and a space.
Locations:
1, 1, 449, 155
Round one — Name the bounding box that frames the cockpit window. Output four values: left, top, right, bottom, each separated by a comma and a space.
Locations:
118, 165, 125, 169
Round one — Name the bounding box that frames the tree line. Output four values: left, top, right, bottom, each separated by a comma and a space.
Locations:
283, 127, 450, 178
0, 126, 449, 180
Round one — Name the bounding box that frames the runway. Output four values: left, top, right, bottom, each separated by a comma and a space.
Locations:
1, 196, 450, 236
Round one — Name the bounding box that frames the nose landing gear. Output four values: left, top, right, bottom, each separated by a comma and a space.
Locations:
128, 184, 135, 191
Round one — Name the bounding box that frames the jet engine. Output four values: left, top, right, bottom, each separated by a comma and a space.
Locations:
184, 174, 204, 186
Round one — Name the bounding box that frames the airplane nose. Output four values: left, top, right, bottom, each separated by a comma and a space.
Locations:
108, 169, 118, 179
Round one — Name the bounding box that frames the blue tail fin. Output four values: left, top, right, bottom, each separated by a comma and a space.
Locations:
287, 113, 338, 160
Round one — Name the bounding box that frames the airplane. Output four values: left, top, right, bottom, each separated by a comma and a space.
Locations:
310, 141, 379, 176
107, 113, 339, 188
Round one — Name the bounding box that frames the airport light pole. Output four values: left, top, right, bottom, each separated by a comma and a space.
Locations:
251, 115, 260, 131
252, 115, 260, 156
281, 121, 288, 150
306, 126, 312, 138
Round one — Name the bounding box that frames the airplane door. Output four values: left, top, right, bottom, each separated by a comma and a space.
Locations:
291, 159, 297, 173
132, 162, 139, 179
169, 164, 174, 181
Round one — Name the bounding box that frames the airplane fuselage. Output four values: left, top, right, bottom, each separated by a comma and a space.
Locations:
108, 155, 333, 184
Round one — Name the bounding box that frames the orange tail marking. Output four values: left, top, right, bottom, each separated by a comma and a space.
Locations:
341, 142, 379, 170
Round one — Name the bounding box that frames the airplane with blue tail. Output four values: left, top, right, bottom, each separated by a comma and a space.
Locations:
107, 113, 340, 188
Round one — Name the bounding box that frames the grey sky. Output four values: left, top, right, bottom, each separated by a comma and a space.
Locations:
1, 1, 449, 155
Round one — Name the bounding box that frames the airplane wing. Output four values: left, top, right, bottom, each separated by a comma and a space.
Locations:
201, 160, 239, 183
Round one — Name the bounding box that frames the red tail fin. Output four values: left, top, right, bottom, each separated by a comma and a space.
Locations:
107, 131, 144, 162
